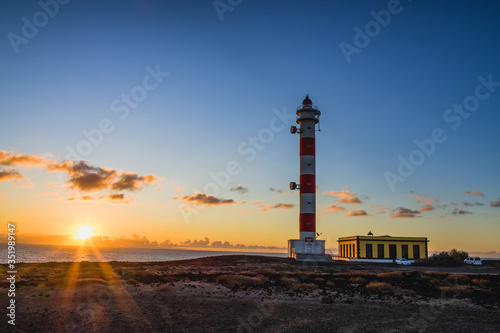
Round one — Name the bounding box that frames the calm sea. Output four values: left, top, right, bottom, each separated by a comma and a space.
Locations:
0, 243, 287, 264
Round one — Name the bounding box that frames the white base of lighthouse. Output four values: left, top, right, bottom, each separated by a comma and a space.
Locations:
287, 239, 333, 262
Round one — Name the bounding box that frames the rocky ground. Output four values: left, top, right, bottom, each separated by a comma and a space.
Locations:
1, 255, 499, 332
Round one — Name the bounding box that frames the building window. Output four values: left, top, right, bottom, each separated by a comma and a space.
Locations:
413, 245, 420, 259
402, 245, 409, 259
377, 244, 384, 259
366, 244, 373, 259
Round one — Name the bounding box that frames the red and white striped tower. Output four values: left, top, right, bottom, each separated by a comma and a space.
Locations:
289, 95, 325, 259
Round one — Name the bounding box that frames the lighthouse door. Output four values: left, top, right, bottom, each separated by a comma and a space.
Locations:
305, 242, 313, 254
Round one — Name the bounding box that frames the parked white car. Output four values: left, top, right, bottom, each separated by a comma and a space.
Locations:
464, 257, 482, 265
395, 258, 411, 265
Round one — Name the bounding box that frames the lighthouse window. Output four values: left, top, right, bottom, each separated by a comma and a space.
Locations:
307, 222, 311, 225
308, 202, 311, 204
307, 163, 311, 166
307, 127, 311, 129
307, 145, 311, 148
307, 182, 311, 185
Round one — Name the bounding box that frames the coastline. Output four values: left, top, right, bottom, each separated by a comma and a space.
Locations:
1, 255, 499, 332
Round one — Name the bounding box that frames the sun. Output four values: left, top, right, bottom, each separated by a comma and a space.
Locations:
73, 226, 93, 240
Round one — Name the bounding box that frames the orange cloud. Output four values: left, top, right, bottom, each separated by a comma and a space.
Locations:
231, 185, 248, 194
464, 190, 485, 197
322, 190, 362, 204
259, 203, 295, 212
173, 193, 236, 206
0, 150, 49, 166
347, 209, 368, 217
390, 207, 420, 218
409, 195, 439, 204
419, 204, 434, 212
0, 169, 23, 181
99, 193, 128, 204
48, 160, 161, 192
326, 204, 346, 213
491, 200, 500, 207
268, 187, 291, 195
174, 186, 185, 193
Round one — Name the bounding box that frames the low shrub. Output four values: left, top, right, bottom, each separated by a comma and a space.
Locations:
415, 249, 468, 267
76, 278, 107, 286
365, 281, 393, 292
377, 272, 403, 280
471, 279, 488, 286
215, 274, 264, 288
446, 274, 470, 285
349, 277, 367, 285
156, 284, 173, 292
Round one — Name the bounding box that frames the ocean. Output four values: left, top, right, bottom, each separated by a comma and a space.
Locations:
1, 243, 288, 264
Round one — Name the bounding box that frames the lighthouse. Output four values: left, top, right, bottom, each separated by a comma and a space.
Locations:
288, 95, 331, 261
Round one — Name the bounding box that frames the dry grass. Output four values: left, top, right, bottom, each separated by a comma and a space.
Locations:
253, 268, 277, 275
439, 285, 471, 296
326, 281, 336, 288
377, 272, 403, 280
349, 277, 367, 285
215, 274, 264, 288
156, 284, 173, 292
446, 274, 470, 285
365, 282, 393, 292
290, 283, 317, 292
76, 278, 108, 286
281, 277, 300, 284
471, 279, 488, 286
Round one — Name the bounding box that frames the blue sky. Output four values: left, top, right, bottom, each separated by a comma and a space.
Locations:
1, 0, 499, 253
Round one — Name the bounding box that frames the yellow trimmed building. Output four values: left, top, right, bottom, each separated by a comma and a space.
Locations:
337, 235, 428, 260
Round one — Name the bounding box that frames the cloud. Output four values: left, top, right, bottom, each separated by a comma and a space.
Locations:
322, 189, 362, 204
451, 208, 472, 215
491, 200, 500, 207
173, 193, 236, 206
463, 201, 485, 207
259, 203, 295, 212
0, 150, 49, 166
390, 207, 420, 218
419, 204, 434, 212
230, 185, 248, 194
82, 195, 95, 201
0, 169, 24, 181
326, 204, 346, 213
347, 209, 368, 217
368, 205, 389, 214
268, 187, 290, 195
464, 190, 485, 197
0, 151, 162, 196
409, 195, 439, 204
48, 160, 161, 192
174, 186, 185, 193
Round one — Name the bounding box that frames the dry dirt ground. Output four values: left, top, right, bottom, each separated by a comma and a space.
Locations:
1, 255, 499, 332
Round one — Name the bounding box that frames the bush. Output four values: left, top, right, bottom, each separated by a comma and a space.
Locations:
446, 274, 470, 285
365, 282, 393, 292
415, 249, 469, 267
377, 272, 403, 280
215, 274, 264, 288
349, 277, 366, 285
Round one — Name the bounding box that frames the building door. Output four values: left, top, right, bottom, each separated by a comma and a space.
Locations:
389, 244, 397, 259
366, 244, 373, 259
402, 245, 408, 259
413, 245, 420, 259
377, 244, 384, 259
